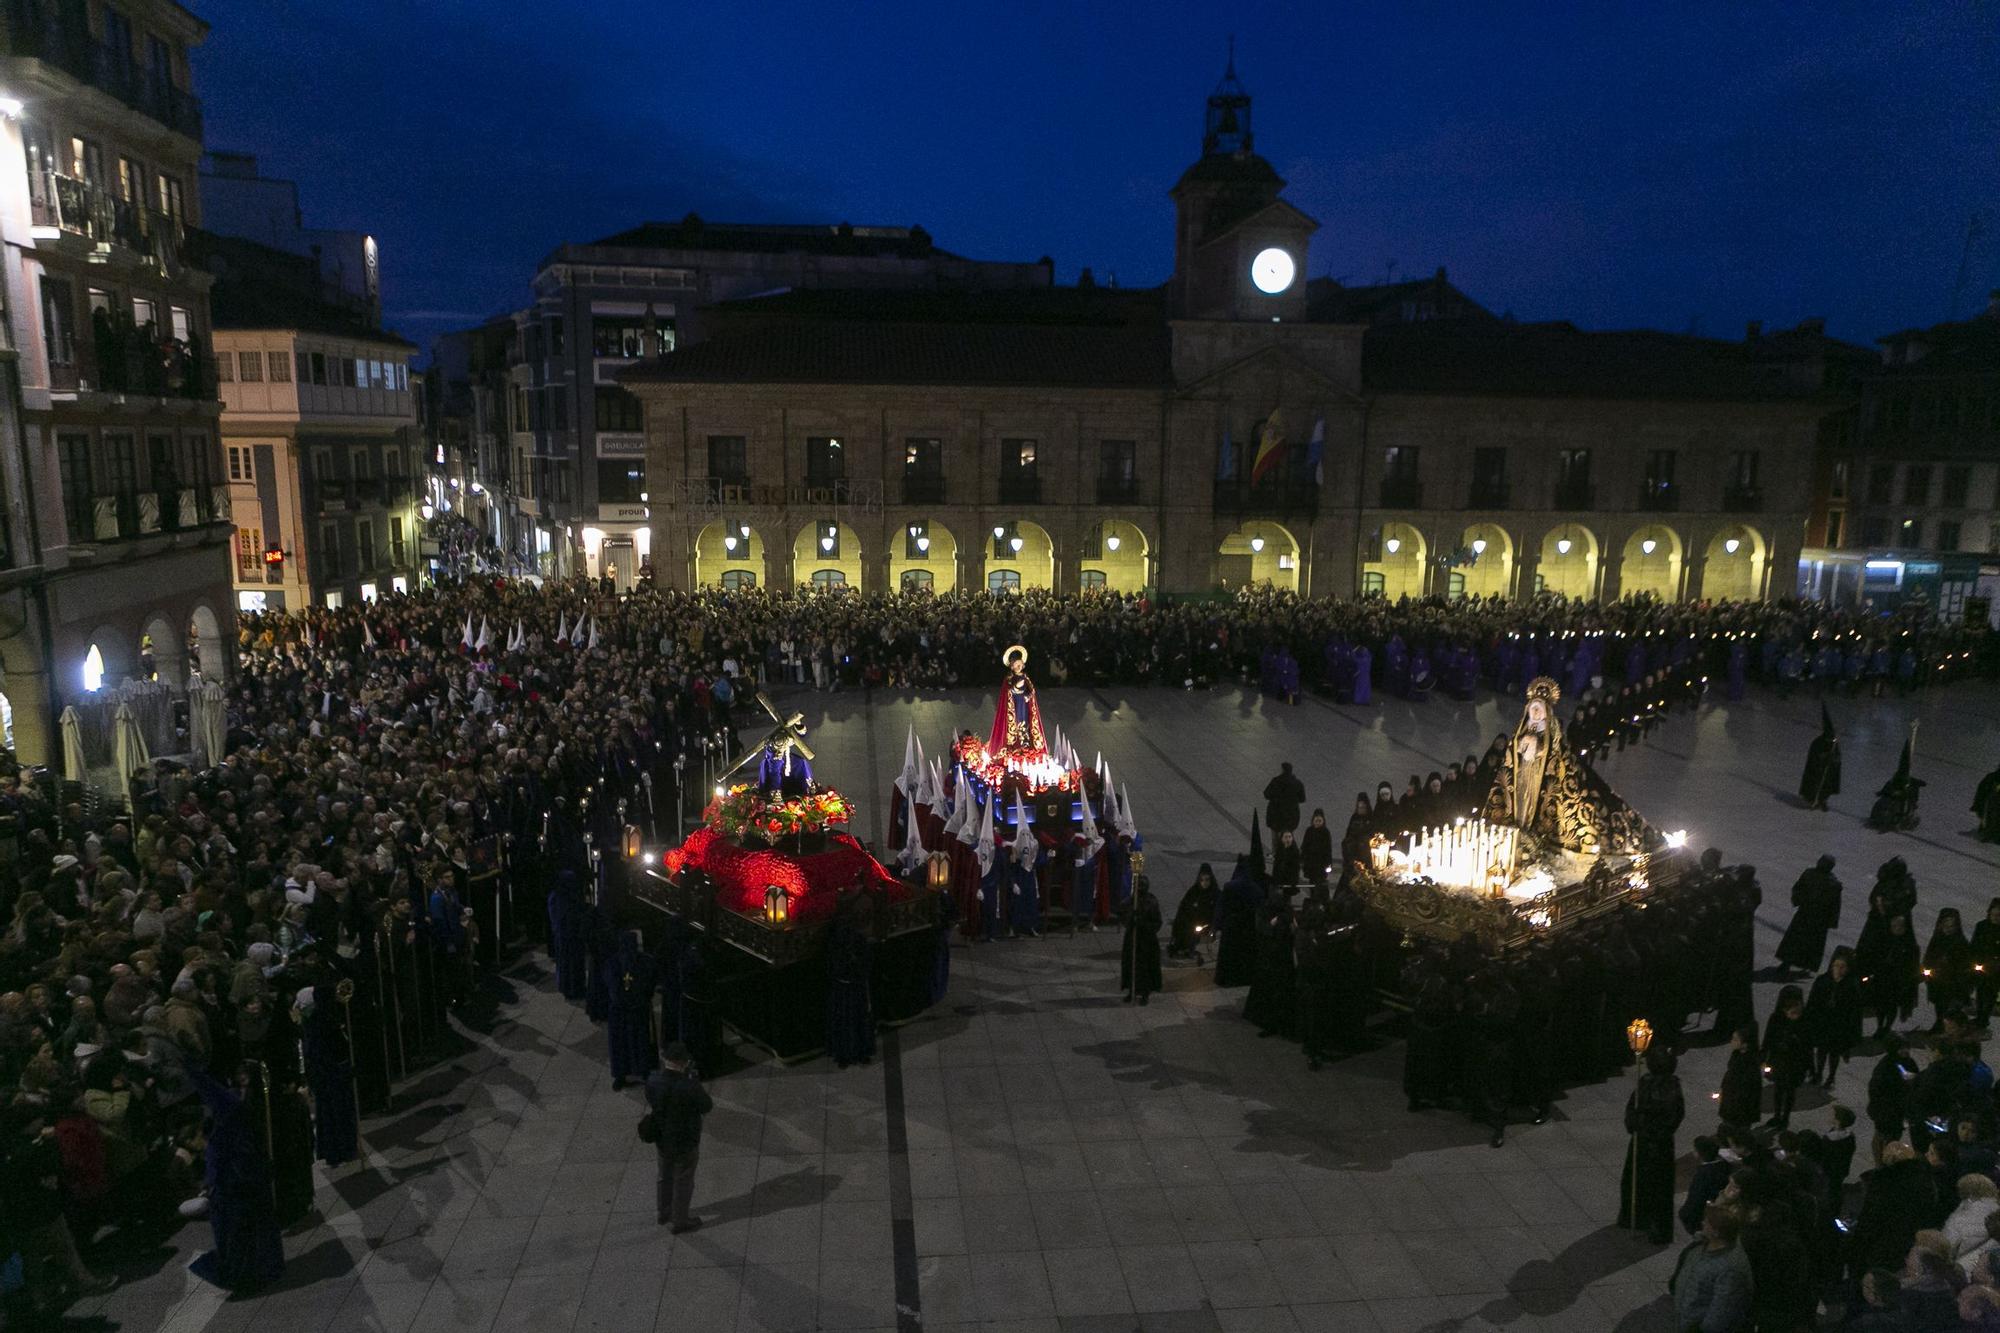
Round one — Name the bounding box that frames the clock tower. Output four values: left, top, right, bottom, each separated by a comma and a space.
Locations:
1168, 53, 1317, 323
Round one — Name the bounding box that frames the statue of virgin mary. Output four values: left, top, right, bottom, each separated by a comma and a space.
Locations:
987, 644, 1048, 758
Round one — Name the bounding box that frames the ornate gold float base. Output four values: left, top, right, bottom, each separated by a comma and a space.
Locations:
1353, 845, 1690, 953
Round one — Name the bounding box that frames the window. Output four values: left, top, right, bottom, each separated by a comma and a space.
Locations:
1556, 448, 1592, 505
591, 315, 669, 359
1903, 465, 1930, 505
1937, 520, 1962, 552
216, 349, 233, 382
321, 523, 342, 577
1829, 459, 1849, 500
352, 450, 372, 479
69, 136, 103, 184
40, 276, 74, 369
390, 516, 404, 565
1729, 451, 1761, 490
235, 527, 262, 580
720, 569, 756, 590
1003, 439, 1038, 477
1361, 571, 1386, 597
155, 174, 184, 222
312, 448, 333, 482
267, 351, 291, 382
237, 350, 262, 382
593, 386, 643, 433
131, 298, 157, 331
547, 316, 564, 355
1824, 510, 1845, 547
1100, 439, 1136, 483
310, 352, 327, 385
116, 156, 144, 204
57, 433, 93, 541
1447, 572, 1467, 600
170, 307, 191, 343
1643, 449, 1677, 495
1867, 464, 1894, 504
707, 435, 747, 483
1943, 465, 1970, 507
357, 519, 375, 569
987, 569, 1021, 594
1079, 570, 1108, 590
1471, 447, 1507, 499
904, 438, 943, 477
340, 357, 356, 387
1383, 445, 1419, 480
102, 7, 132, 63
900, 569, 934, 590
805, 436, 845, 484
147, 433, 178, 492
227, 446, 253, 482
367, 360, 383, 390
596, 459, 645, 503
810, 569, 846, 587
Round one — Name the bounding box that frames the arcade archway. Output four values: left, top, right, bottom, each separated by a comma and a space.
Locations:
693, 520, 768, 589
1218, 521, 1300, 593
792, 520, 864, 590
1537, 524, 1599, 601
890, 518, 958, 593
189, 605, 227, 681
1457, 523, 1514, 600
1619, 525, 1684, 602
1703, 524, 1768, 602
1080, 520, 1150, 593
982, 519, 1054, 593
1363, 521, 1427, 601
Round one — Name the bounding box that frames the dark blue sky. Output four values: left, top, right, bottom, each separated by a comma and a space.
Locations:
192, 2, 1997, 354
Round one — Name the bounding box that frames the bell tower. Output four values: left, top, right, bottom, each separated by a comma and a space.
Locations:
1169, 47, 1317, 322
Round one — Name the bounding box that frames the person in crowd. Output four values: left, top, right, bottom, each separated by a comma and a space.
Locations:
607, 930, 658, 1091
1668, 1203, 1753, 1332
1945, 1175, 2000, 1261
1120, 877, 1163, 1006
185, 1064, 284, 1294
644, 1042, 712, 1234
1761, 985, 1810, 1129
1168, 863, 1218, 964
1855, 1140, 1940, 1279
1925, 908, 1975, 1033
1806, 946, 1864, 1089
1243, 888, 1297, 1037
1212, 857, 1263, 989
1262, 762, 1305, 837
1338, 794, 1373, 885
1971, 899, 2000, 1027
1719, 1023, 1764, 1131
1270, 829, 1302, 889
1799, 703, 1842, 811
1680, 1136, 1732, 1237
1871, 1034, 1921, 1165
825, 894, 876, 1069
1299, 809, 1333, 884
1619, 1046, 1685, 1245
1775, 854, 1842, 978
1861, 913, 1923, 1039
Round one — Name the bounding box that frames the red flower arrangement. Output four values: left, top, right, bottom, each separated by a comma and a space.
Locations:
701, 783, 854, 840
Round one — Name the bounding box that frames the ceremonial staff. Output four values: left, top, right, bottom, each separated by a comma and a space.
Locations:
337, 978, 362, 1121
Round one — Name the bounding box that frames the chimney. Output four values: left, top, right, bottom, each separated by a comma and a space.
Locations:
1077, 267, 1096, 289
1745, 319, 1763, 341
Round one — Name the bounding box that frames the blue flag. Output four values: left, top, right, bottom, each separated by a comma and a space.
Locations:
1306, 416, 1325, 487
1216, 426, 1236, 482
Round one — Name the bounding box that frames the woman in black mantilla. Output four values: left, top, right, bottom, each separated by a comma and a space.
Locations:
1300, 809, 1334, 885
1169, 863, 1218, 963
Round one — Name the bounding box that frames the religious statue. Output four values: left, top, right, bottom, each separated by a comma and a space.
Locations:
756, 735, 813, 801
987, 644, 1048, 758
1483, 677, 1650, 855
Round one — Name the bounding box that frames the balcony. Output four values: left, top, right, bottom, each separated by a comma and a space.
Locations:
1637, 483, 1679, 513
1212, 479, 1319, 521
902, 473, 946, 505
30, 171, 187, 276
1466, 481, 1510, 509
1095, 476, 1141, 505
5, 2, 205, 138
1553, 479, 1595, 510
88, 310, 210, 398
351, 476, 384, 505
997, 474, 1042, 505
1377, 477, 1422, 508
1722, 485, 1764, 513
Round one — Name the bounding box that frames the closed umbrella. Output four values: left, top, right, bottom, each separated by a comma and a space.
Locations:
59, 706, 85, 780
200, 680, 227, 768
112, 699, 150, 811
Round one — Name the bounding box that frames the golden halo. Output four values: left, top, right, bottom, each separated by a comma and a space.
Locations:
1002, 644, 1029, 669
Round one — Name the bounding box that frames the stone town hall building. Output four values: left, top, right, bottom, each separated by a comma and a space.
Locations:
624, 66, 1851, 602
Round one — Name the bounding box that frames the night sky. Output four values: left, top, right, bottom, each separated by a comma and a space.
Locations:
192, 2, 1997, 356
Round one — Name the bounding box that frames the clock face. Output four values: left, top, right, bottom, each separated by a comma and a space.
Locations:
1251, 246, 1296, 295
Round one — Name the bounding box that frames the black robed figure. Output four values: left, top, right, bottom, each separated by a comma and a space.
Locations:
1799, 704, 1841, 811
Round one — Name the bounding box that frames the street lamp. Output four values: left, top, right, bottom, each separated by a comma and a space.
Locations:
1009, 535, 1023, 552
1250, 536, 1265, 553
763, 883, 790, 927
1724, 538, 1741, 554
1641, 539, 1656, 555
1384, 537, 1401, 555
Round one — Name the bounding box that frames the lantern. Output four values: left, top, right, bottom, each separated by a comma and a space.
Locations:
763, 884, 790, 927
1625, 1018, 1653, 1058
927, 851, 952, 891
623, 825, 643, 859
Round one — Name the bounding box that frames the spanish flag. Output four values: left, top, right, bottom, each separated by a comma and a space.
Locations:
1250, 409, 1287, 484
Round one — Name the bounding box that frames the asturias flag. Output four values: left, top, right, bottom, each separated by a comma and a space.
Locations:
1250, 409, 1288, 484
1306, 415, 1325, 487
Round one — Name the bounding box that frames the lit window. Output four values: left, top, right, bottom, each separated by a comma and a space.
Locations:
82, 643, 104, 692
